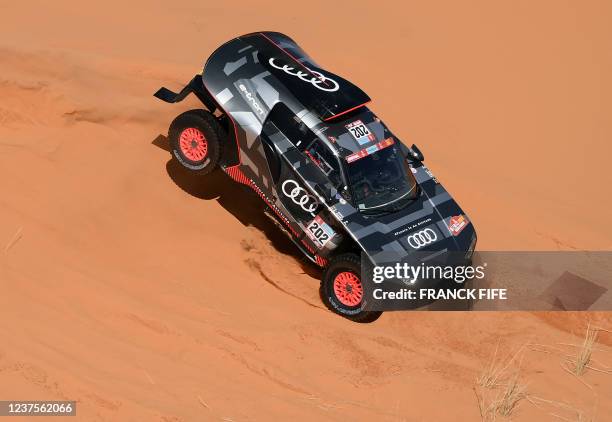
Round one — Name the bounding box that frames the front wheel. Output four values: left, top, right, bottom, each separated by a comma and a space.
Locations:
320, 253, 382, 323
168, 109, 222, 176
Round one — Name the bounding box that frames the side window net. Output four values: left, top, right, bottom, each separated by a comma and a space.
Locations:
265, 103, 343, 188
305, 139, 342, 188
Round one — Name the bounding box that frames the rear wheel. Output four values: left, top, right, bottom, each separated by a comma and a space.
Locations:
168, 110, 221, 175
320, 253, 382, 323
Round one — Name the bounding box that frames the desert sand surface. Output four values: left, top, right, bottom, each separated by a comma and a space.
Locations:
1, 1, 612, 420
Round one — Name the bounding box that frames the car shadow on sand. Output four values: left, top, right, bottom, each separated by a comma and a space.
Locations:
153, 135, 321, 279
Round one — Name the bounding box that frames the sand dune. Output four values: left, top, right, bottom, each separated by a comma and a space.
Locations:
1, 1, 611, 420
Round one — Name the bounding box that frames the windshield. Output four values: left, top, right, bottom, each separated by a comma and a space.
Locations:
345, 144, 419, 212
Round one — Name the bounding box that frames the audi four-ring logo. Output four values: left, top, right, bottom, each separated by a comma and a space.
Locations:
268, 58, 339, 92
281, 180, 319, 214
407, 228, 438, 249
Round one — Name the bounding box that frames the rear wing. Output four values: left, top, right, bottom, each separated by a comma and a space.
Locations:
154, 75, 217, 113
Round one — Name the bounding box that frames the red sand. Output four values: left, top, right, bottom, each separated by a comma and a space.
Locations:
1, 1, 611, 420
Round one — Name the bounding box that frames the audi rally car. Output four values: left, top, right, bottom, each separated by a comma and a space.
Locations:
154, 32, 476, 322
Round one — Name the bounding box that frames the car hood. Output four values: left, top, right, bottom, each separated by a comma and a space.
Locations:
327, 163, 476, 265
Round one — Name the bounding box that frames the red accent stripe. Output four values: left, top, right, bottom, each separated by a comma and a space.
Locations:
304, 150, 320, 166
223, 165, 327, 267
323, 101, 370, 121
204, 62, 326, 269
315, 255, 328, 267
259, 32, 312, 73
258, 32, 334, 90
224, 165, 249, 186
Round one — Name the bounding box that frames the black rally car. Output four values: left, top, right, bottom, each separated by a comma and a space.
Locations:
155, 32, 476, 322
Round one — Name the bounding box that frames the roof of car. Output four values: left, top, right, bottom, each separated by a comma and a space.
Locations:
203, 32, 371, 121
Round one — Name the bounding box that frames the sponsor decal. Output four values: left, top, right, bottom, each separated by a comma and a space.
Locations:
305, 215, 336, 248
345, 120, 375, 145
366, 145, 378, 154
281, 179, 319, 215
346, 149, 368, 163
173, 149, 209, 170
314, 126, 329, 135
423, 166, 439, 183
238, 84, 265, 116
393, 218, 432, 237
407, 228, 438, 249
304, 149, 320, 166
346, 138, 394, 163
268, 58, 339, 92
305, 146, 334, 176
330, 204, 344, 219
448, 215, 469, 236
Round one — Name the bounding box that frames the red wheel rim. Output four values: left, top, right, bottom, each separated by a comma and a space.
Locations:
333, 271, 363, 307
179, 127, 208, 161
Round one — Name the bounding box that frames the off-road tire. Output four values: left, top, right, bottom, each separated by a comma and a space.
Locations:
168, 109, 222, 176
320, 253, 382, 323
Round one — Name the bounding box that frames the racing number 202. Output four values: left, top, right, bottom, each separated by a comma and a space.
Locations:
349, 124, 369, 138
307, 219, 330, 246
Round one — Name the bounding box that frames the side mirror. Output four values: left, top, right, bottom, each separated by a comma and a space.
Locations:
409, 144, 424, 162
